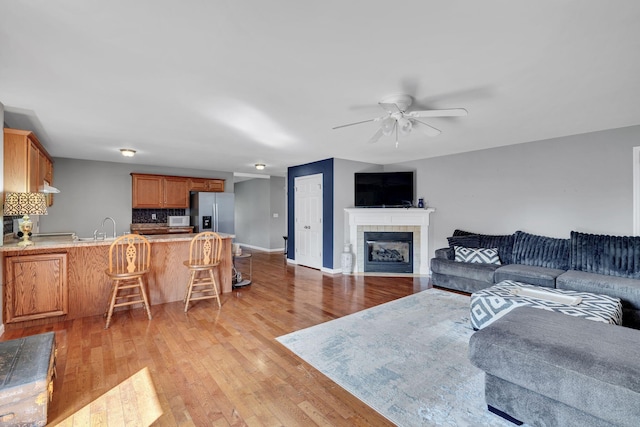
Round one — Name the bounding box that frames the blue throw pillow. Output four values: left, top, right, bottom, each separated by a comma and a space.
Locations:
454, 246, 501, 265
452, 229, 477, 237
570, 231, 640, 279
447, 235, 480, 250
512, 231, 570, 270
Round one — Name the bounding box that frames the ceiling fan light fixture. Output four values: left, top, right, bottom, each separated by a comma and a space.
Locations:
381, 117, 396, 136
398, 117, 413, 135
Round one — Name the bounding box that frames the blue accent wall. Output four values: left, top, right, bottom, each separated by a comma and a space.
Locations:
287, 158, 334, 269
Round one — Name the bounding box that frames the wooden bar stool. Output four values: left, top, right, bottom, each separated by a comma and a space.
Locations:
104, 234, 153, 329
183, 232, 222, 312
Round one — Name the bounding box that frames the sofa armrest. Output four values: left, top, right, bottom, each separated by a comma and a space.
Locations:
435, 247, 454, 260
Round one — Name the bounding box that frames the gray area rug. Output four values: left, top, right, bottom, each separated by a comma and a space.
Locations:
277, 288, 515, 426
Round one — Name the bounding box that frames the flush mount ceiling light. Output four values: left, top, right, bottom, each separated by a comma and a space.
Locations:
255, 163, 266, 170
120, 148, 136, 157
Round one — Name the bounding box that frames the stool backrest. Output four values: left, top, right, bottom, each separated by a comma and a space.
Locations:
108, 234, 151, 274
188, 232, 222, 266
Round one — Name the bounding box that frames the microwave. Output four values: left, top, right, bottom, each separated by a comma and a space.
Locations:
168, 216, 190, 227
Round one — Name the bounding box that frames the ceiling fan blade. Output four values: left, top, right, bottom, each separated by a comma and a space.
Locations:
379, 102, 402, 113
408, 108, 468, 118
412, 119, 441, 137
332, 118, 377, 130
368, 128, 384, 144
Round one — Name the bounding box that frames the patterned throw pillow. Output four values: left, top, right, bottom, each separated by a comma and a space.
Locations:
454, 246, 502, 265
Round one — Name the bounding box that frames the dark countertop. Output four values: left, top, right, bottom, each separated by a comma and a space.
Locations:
130, 223, 194, 235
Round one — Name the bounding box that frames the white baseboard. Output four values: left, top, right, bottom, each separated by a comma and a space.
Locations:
285, 257, 341, 274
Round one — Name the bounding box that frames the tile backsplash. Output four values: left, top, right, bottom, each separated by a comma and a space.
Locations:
132, 209, 187, 224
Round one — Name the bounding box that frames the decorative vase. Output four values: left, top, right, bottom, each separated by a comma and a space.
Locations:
341, 243, 353, 274
418, 198, 424, 209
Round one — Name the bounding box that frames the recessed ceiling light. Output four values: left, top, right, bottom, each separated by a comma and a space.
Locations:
120, 148, 136, 157
255, 163, 266, 170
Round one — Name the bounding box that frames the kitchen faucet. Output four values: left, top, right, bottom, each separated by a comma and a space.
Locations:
102, 217, 117, 239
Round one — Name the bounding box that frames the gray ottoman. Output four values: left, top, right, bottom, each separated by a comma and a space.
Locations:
469, 307, 640, 427
470, 280, 623, 330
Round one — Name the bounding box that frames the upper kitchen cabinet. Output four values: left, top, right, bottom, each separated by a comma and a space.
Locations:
131, 173, 190, 208
164, 176, 190, 208
188, 177, 224, 192
3, 128, 55, 206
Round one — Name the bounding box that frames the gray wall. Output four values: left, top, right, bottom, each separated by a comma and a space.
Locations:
269, 176, 286, 249
234, 177, 286, 250
332, 159, 383, 269
393, 125, 640, 262
41, 157, 234, 237
235, 179, 270, 249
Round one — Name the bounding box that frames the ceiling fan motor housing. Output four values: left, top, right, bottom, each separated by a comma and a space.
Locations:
380, 94, 413, 112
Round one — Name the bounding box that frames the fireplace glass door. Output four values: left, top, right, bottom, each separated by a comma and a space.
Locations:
364, 231, 413, 273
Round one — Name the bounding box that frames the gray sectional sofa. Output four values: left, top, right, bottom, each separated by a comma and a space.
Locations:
431, 229, 640, 329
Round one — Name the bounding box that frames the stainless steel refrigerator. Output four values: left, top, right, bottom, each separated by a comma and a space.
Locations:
190, 192, 235, 234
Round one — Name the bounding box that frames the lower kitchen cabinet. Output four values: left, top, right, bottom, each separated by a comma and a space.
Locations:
4, 253, 68, 323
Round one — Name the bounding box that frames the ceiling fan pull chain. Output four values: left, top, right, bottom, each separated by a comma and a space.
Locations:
395, 124, 399, 148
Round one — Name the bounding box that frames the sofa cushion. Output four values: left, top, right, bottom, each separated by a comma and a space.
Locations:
494, 264, 565, 288
430, 257, 498, 283
512, 231, 570, 270
469, 307, 640, 427
451, 229, 515, 264
453, 246, 501, 264
570, 231, 640, 279
557, 270, 640, 310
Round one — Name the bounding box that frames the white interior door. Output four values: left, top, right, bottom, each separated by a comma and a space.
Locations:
295, 174, 323, 269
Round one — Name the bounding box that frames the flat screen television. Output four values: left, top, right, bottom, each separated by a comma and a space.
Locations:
354, 171, 414, 208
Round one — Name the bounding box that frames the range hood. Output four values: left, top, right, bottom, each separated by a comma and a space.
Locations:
39, 182, 60, 193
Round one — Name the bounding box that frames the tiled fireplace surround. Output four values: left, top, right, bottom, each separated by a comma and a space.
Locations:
345, 208, 435, 275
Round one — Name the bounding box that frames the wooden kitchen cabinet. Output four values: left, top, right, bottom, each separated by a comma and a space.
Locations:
4, 253, 68, 324
164, 176, 190, 208
188, 177, 224, 192
132, 173, 225, 208
3, 128, 55, 206
131, 173, 189, 208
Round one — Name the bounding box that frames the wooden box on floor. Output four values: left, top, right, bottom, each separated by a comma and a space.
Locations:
0, 332, 56, 426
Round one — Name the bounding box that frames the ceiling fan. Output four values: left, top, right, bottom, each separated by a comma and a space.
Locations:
333, 94, 467, 147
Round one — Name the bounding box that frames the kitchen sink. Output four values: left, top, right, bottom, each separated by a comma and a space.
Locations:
74, 237, 116, 242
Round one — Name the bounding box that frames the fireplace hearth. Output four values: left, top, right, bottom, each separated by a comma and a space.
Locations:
364, 231, 413, 273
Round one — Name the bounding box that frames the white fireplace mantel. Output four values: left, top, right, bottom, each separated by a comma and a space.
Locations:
345, 207, 435, 275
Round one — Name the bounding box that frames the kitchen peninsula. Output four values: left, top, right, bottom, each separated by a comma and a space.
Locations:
1, 233, 234, 329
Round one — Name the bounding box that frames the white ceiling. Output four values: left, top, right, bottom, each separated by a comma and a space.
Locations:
1, 1, 640, 178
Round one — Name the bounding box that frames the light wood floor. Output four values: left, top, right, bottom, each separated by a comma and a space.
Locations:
2, 250, 431, 426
